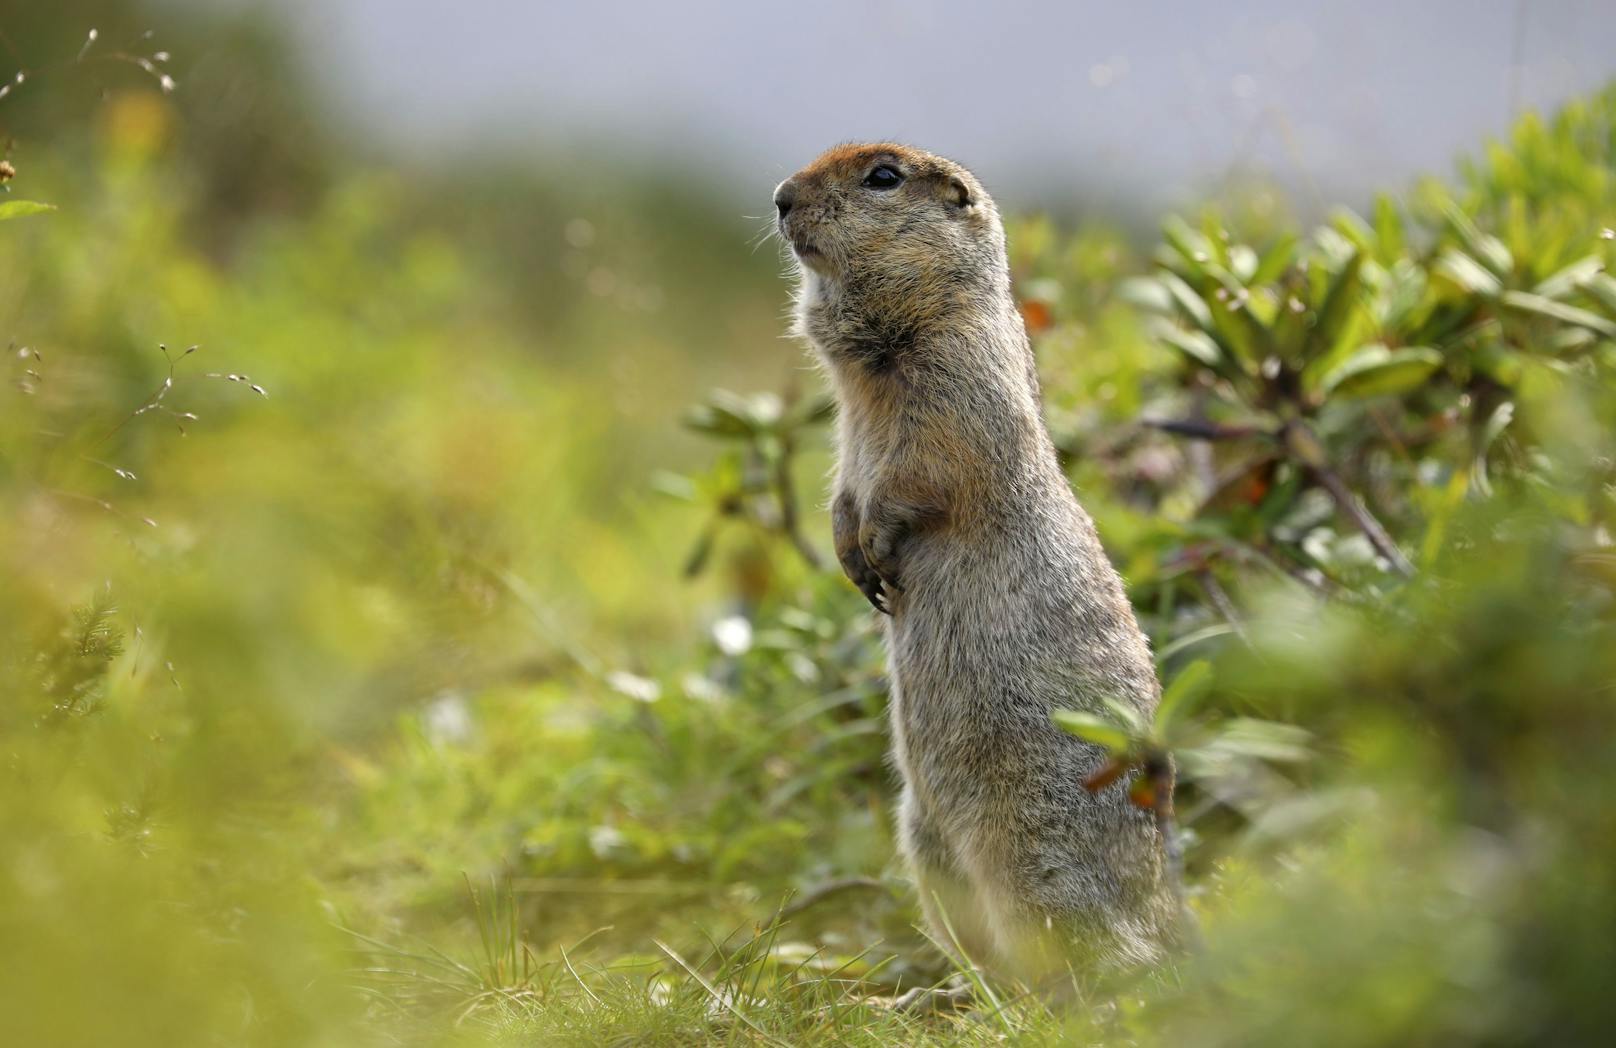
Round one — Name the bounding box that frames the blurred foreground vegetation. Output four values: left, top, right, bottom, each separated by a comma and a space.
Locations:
4, 6, 1616, 1046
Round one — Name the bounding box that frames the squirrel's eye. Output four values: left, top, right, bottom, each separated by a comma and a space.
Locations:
862, 165, 904, 190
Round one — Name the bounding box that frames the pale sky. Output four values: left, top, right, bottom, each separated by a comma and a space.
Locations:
252, 0, 1615, 215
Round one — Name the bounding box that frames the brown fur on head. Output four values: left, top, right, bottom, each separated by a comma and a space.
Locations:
775, 144, 1013, 373
776, 144, 1005, 291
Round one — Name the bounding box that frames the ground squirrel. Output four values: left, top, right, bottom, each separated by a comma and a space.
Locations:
774, 143, 1176, 979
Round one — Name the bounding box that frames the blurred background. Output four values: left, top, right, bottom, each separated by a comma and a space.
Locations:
274, 0, 1616, 213
3, 1, 1615, 1045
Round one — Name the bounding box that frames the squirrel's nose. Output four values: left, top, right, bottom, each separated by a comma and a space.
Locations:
773, 180, 797, 219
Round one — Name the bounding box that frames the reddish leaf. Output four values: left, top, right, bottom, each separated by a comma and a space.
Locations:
1082, 757, 1131, 793
1128, 776, 1157, 811
1019, 299, 1054, 334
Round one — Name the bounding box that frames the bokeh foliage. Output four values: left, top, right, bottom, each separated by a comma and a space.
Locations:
4, 5, 1616, 1046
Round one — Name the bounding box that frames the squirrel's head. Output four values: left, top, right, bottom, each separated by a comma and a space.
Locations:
774, 143, 1006, 303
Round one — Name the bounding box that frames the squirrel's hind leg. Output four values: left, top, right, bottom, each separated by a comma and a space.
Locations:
897, 790, 997, 972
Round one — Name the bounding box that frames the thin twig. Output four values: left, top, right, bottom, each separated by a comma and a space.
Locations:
1308, 460, 1415, 576
773, 426, 824, 570
1283, 420, 1414, 576
1151, 764, 1203, 952
1142, 417, 1267, 442
1197, 570, 1251, 649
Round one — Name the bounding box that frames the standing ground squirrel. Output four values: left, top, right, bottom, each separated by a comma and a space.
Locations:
774, 143, 1176, 979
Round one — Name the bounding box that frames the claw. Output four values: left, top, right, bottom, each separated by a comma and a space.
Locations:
835, 495, 907, 616
850, 562, 891, 615
859, 573, 891, 615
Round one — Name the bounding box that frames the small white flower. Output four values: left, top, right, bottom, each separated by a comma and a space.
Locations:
424, 692, 473, 745
607, 670, 661, 703
712, 615, 753, 656
681, 673, 723, 703
588, 824, 627, 858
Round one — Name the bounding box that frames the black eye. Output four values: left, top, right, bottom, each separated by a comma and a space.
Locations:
862, 165, 904, 190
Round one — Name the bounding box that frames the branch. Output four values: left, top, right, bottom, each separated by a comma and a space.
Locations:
1149, 755, 1203, 952
1282, 421, 1415, 577
1142, 417, 1267, 442
770, 429, 823, 571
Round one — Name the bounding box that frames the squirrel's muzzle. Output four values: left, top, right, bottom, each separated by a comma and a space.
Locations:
773, 179, 797, 219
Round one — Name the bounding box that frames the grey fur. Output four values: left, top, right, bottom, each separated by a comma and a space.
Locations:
775, 143, 1175, 978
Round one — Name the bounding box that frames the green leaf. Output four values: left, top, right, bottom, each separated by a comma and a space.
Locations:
683, 403, 754, 438
1500, 290, 1616, 339
1320, 344, 1443, 399
1117, 276, 1174, 315
1152, 320, 1223, 369
649, 470, 697, 501
1162, 216, 1214, 276
1550, 327, 1596, 355
1156, 659, 1212, 733
1249, 233, 1298, 287
1242, 788, 1359, 846
682, 521, 719, 578
1380, 258, 1430, 331
1583, 274, 1616, 317
1434, 249, 1503, 298
0, 200, 56, 222
1306, 249, 1365, 361
1472, 342, 1524, 385
1155, 624, 1237, 665
1532, 254, 1604, 301
1443, 203, 1514, 277
1158, 271, 1213, 331
683, 390, 784, 438
1052, 711, 1132, 754
1329, 208, 1374, 253
1372, 194, 1406, 262
1479, 400, 1515, 455
1207, 718, 1313, 763
1100, 696, 1149, 736
1208, 285, 1272, 372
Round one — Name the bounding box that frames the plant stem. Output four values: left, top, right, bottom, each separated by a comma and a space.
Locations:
1143, 418, 1265, 442
771, 429, 824, 571
1153, 767, 1203, 951
1283, 420, 1415, 576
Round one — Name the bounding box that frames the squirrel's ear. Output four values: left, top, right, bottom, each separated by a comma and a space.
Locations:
946, 175, 974, 210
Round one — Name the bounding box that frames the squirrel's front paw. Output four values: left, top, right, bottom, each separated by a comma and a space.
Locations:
858, 518, 906, 599
852, 503, 919, 616
834, 491, 899, 615
841, 542, 894, 615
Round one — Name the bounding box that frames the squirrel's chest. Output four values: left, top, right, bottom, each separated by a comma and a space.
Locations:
833, 391, 905, 466
883, 602, 1046, 760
